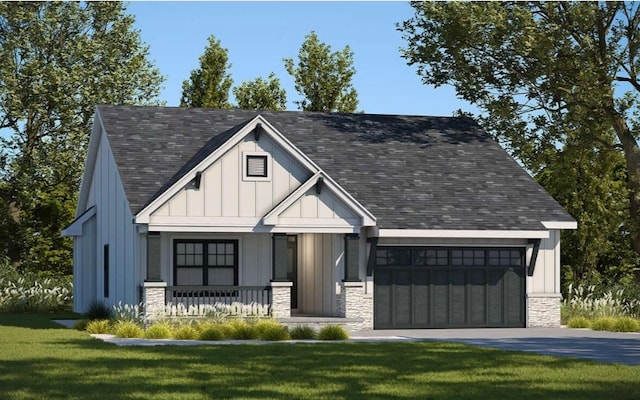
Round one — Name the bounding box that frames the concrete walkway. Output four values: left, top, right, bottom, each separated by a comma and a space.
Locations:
351, 327, 640, 365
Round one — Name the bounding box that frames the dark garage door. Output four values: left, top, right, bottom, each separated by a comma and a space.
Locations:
374, 247, 525, 329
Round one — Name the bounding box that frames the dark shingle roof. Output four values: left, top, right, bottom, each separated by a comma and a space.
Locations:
96, 105, 574, 230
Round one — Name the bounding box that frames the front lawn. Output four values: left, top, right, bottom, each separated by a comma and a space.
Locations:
0, 314, 638, 400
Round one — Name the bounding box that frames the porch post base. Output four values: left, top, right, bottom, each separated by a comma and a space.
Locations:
142, 281, 167, 323
338, 281, 373, 331
527, 293, 562, 327
270, 281, 293, 319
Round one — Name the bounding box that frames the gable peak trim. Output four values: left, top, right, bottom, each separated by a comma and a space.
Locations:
262, 171, 376, 227
134, 114, 320, 223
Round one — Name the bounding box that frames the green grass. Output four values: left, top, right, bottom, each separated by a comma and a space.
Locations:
1, 314, 639, 400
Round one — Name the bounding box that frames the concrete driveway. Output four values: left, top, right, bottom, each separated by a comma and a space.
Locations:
350, 328, 640, 366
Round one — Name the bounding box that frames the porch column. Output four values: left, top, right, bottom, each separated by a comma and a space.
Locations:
339, 281, 373, 330
270, 281, 293, 319
147, 232, 161, 281
142, 281, 166, 323
272, 233, 289, 281
344, 233, 360, 281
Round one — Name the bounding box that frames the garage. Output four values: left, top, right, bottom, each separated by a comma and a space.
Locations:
374, 247, 525, 329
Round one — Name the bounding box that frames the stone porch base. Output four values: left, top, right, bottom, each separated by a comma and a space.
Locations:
527, 293, 562, 327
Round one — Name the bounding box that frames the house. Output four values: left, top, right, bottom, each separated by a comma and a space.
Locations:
62, 105, 576, 330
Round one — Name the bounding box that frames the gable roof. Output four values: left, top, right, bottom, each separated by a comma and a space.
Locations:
96, 105, 575, 231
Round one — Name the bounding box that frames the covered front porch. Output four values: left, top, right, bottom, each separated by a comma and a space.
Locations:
139, 230, 373, 330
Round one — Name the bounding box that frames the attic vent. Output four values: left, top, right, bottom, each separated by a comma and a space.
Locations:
247, 155, 267, 177
242, 152, 271, 182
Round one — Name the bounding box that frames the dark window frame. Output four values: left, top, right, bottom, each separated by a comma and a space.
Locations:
245, 155, 268, 178
173, 239, 239, 286
103, 244, 109, 297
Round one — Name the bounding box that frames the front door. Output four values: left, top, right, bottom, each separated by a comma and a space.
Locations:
287, 235, 298, 309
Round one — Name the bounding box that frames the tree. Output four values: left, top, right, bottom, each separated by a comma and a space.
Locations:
233, 73, 287, 111
284, 31, 358, 113
399, 2, 640, 286
0, 1, 164, 276
180, 35, 233, 109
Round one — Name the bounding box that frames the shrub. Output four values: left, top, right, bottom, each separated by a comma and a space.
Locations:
144, 322, 173, 339
198, 325, 225, 341
566, 316, 591, 329
85, 301, 112, 321
255, 320, 290, 341
591, 317, 617, 331
317, 325, 349, 340
612, 317, 640, 332
173, 325, 199, 340
113, 321, 144, 338
226, 320, 259, 340
289, 325, 317, 340
73, 320, 88, 331
86, 319, 112, 334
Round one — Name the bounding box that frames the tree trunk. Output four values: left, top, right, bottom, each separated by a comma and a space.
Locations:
611, 116, 640, 254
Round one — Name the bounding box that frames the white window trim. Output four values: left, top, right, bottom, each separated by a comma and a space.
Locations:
242, 152, 272, 182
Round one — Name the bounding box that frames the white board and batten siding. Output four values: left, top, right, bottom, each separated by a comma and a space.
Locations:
298, 233, 344, 316
152, 135, 311, 222
277, 188, 361, 227
73, 215, 96, 312
82, 126, 138, 310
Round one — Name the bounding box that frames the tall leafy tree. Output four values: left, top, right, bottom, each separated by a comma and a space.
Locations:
400, 2, 640, 286
284, 31, 358, 113
180, 35, 233, 109
0, 1, 164, 275
233, 73, 287, 111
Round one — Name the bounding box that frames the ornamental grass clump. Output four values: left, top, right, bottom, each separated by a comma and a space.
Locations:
566, 316, 591, 329
0, 276, 72, 312
144, 322, 173, 339
173, 325, 199, 340
562, 284, 627, 323
226, 320, 259, 340
86, 319, 112, 334
591, 316, 617, 331
113, 321, 144, 338
255, 320, 290, 341
198, 324, 225, 341
612, 316, 640, 332
317, 325, 349, 340
289, 325, 317, 340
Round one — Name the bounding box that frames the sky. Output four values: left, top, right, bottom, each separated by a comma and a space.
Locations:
127, 1, 475, 116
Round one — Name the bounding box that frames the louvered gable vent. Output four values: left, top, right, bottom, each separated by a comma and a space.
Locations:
246, 155, 267, 177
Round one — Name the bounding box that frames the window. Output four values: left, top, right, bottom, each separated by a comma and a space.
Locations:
243, 152, 271, 181
103, 244, 109, 297
174, 240, 238, 286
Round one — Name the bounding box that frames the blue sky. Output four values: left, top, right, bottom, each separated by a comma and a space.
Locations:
127, 1, 475, 116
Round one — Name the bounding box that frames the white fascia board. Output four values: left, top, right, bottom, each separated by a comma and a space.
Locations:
61, 206, 96, 237
135, 115, 320, 224
262, 171, 376, 226
148, 224, 358, 234
75, 110, 104, 218
377, 229, 550, 239
542, 221, 578, 230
